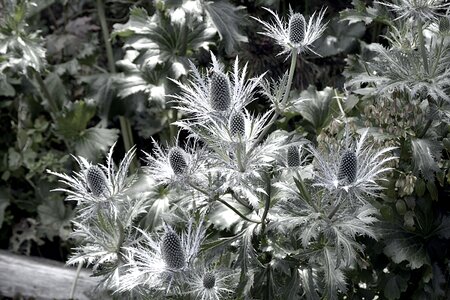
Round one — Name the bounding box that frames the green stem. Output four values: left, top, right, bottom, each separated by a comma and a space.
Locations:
260, 173, 272, 232
35, 72, 58, 114
417, 19, 429, 75
217, 198, 261, 224
418, 119, 432, 138
97, 0, 116, 74
69, 262, 83, 299
327, 201, 342, 220
96, 0, 136, 170
248, 51, 298, 155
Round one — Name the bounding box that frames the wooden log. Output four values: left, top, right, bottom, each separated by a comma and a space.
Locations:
0, 250, 111, 300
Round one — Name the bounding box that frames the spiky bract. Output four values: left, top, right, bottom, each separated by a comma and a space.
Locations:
375, 0, 450, 22
47, 143, 136, 220
171, 52, 264, 125
309, 129, 397, 203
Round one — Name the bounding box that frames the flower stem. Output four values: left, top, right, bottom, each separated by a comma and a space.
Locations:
96, 0, 136, 171
34, 71, 58, 114
217, 198, 261, 224
327, 201, 342, 220
418, 119, 432, 138
249, 51, 298, 154
69, 262, 83, 299
260, 173, 272, 232
188, 182, 260, 223
417, 19, 429, 75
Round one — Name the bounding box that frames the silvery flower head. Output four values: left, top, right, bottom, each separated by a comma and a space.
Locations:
119, 218, 206, 296
309, 128, 397, 203
144, 136, 204, 187
375, 0, 450, 22
187, 267, 238, 300
254, 7, 327, 57
189, 110, 285, 208
47, 143, 136, 220
171, 52, 264, 125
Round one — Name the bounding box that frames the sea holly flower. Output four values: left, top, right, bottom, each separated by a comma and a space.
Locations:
171, 52, 264, 125
47, 144, 136, 220
375, 0, 450, 22
308, 129, 397, 203
254, 7, 327, 57
144, 137, 205, 187
118, 219, 206, 295
187, 267, 238, 300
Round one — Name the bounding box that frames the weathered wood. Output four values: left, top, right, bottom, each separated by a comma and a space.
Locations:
0, 250, 111, 300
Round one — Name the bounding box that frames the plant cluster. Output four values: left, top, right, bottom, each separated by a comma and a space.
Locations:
2, 0, 450, 299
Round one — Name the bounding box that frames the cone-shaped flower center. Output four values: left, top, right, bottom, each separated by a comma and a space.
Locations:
161, 230, 186, 270
337, 151, 357, 183
229, 111, 245, 137
287, 145, 300, 167
210, 72, 231, 111
168, 148, 188, 175
86, 165, 107, 197
202, 272, 216, 289
439, 17, 450, 33
288, 13, 306, 44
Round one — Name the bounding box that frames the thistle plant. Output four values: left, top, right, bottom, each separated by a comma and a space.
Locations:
45, 2, 436, 299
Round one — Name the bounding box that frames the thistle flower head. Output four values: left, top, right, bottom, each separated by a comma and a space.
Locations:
288, 13, 306, 44
229, 110, 246, 137
161, 228, 186, 270
254, 7, 327, 57
188, 267, 237, 300
144, 137, 204, 187
119, 218, 206, 295
47, 143, 136, 220
287, 145, 301, 167
375, 0, 450, 22
171, 52, 265, 125
86, 165, 108, 197
337, 151, 357, 184
309, 129, 397, 203
210, 71, 231, 111
202, 272, 216, 289
168, 147, 188, 175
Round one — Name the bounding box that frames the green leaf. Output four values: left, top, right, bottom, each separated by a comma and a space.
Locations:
411, 138, 442, 181
37, 196, 73, 240
294, 86, 338, 132
315, 17, 365, 57
74, 127, 119, 161
203, 0, 248, 55
383, 232, 429, 269
383, 273, 409, 299
56, 100, 96, 139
